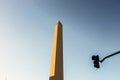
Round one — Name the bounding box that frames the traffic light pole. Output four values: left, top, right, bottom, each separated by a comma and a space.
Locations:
100, 51, 120, 63
92, 51, 120, 68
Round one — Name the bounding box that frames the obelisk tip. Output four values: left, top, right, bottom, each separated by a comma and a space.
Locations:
56, 20, 62, 26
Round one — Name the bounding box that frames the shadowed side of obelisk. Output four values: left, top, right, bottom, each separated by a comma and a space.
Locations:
49, 21, 63, 80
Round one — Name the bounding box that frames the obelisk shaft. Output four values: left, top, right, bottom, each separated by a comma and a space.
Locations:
49, 21, 63, 80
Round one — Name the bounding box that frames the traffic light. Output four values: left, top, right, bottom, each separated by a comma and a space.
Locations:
92, 55, 100, 68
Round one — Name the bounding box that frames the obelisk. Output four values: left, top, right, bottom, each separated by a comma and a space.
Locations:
49, 21, 63, 80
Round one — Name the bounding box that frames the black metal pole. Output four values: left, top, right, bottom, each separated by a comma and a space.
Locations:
100, 51, 120, 63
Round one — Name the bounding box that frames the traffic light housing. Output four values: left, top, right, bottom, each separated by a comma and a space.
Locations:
92, 55, 100, 68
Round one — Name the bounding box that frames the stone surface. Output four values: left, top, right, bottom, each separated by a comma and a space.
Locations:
49, 21, 63, 80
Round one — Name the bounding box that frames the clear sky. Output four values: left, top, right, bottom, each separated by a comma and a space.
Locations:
0, 0, 120, 80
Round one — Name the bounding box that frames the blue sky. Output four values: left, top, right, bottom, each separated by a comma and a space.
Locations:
0, 0, 120, 80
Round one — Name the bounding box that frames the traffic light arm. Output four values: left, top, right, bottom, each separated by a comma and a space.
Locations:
100, 51, 120, 63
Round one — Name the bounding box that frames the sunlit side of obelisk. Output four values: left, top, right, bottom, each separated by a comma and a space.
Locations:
49, 21, 63, 80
